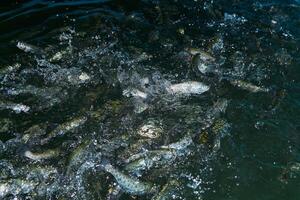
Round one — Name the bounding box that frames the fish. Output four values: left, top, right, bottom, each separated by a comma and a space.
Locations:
24, 149, 59, 161
201, 99, 229, 130
151, 180, 180, 200
41, 116, 87, 144
124, 134, 194, 176
168, 81, 210, 95
186, 48, 215, 60
0, 101, 30, 113
133, 98, 149, 113
0, 63, 21, 75
191, 53, 216, 74
161, 134, 193, 151
230, 80, 269, 93
123, 88, 148, 99
1, 85, 67, 111
125, 149, 176, 175
49, 47, 72, 62
3, 85, 61, 97
287, 162, 300, 173
21, 124, 47, 145
137, 119, 163, 139
16, 41, 45, 55
100, 159, 158, 195
66, 141, 92, 176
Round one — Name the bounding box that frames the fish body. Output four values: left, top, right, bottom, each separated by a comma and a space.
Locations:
24, 149, 59, 161
125, 149, 176, 174
0, 101, 30, 113
41, 116, 87, 144
0, 63, 21, 75
101, 161, 157, 195
186, 48, 215, 60
3, 85, 61, 97
16, 41, 45, 55
137, 119, 163, 139
161, 134, 193, 151
126, 134, 194, 175
192, 54, 216, 74
151, 180, 180, 200
49, 47, 72, 62
168, 81, 209, 95
230, 80, 269, 93
123, 88, 148, 99
288, 162, 300, 173
202, 99, 229, 130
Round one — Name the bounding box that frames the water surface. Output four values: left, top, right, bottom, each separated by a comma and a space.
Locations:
0, 1, 299, 200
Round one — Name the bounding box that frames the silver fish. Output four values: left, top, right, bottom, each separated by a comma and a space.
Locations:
101, 160, 157, 195
24, 149, 59, 161
123, 88, 148, 99
16, 41, 44, 54
230, 80, 269, 93
168, 81, 210, 95
0, 101, 30, 113
125, 149, 176, 175
137, 119, 163, 139
41, 116, 87, 144
161, 134, 193, 151
0, 63, 21, 75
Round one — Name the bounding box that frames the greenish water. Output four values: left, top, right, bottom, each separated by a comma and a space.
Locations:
0, 0, 299, 199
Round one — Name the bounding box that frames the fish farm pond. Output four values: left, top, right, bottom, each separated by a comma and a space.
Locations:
0, 0, 299, 200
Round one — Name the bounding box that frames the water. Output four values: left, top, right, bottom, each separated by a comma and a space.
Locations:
0, 0, 299, 199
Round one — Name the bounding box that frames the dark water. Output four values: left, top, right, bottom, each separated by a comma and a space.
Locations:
0, 0, 299, 200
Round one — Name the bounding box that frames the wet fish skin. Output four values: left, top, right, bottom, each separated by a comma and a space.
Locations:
1, 85, 66, 110
161, 134, 193, 151
230, 80, 269, 93
287, 162, 300, 173
24, 148, 59, 161
137, 119, 163, 139
192, 53, 216, 74
3, 84, 61, 97
49, 47, 72, 62
124, 134, 195, 176
22, 124, 46, 143
186, 48, 215, 60
123, 88, 148, 99
66, 141, 94, 176
201, 99, 229, 130
0, 63, 21, 75
16, 41, 45, 55
101, 160, 158, 195
151, 179, 180, 200
41, 116, 87, 145
168, 81, 210, 95
125, 149, 176, 175
0, 101, 30, 113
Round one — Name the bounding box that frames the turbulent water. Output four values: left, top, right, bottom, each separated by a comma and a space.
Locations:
0, 0, 299, 199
